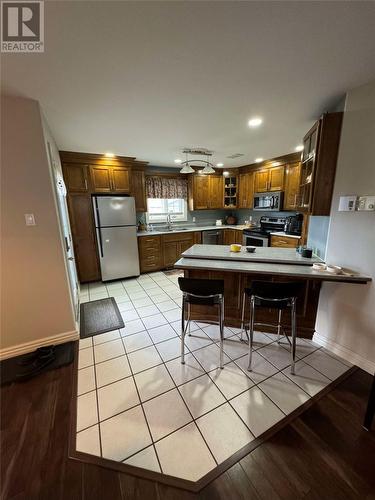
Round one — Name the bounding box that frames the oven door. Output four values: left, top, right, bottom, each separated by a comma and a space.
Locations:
243, 233, 269, 247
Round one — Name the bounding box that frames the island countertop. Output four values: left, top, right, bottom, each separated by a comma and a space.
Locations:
174, 257, 371, 284
181, 244, 323, 266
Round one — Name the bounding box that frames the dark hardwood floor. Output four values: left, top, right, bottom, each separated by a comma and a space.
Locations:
1, 346, 374, 500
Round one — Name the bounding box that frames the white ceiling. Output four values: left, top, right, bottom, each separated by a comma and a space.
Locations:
2, 1, 375, 167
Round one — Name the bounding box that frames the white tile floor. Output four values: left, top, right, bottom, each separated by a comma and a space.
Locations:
76, 270, 352, 483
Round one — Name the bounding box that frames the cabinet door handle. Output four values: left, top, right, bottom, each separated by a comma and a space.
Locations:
84, 178, 88, 190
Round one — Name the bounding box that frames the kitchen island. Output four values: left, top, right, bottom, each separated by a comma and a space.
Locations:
175, 245, 371, 338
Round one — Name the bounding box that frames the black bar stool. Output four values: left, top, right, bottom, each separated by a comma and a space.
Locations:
241, 281, 302, 374
178, 277, 225, 369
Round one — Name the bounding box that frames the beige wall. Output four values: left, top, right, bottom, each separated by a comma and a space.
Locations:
1, 96, 77, 357
314, 81, 375, 373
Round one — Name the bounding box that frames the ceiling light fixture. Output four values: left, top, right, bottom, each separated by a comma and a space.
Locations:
201, 164, 215, 174
216, 163, 224, 167
177, 149, 217, 174
179, 151, 194, 173
295, 145, 304, 152
174, 159, 182, 164
223, 171, 230, 177
248, 117, 263, 128
255, 157, 263, 163
104, 152, 115, 158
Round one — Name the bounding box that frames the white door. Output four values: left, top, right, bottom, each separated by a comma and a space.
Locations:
47, 143, 80, 319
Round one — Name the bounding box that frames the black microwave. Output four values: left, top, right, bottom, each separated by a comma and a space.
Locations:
253, 191, 284, 211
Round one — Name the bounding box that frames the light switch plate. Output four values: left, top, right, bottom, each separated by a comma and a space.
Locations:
338, 195, 357, 211
24, 213, 36, 226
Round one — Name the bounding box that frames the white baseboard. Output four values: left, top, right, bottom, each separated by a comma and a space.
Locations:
313, 332, 375, 375
0, 329, 79, 360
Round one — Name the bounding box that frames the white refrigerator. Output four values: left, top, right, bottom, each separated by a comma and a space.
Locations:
93, 196, 140, 281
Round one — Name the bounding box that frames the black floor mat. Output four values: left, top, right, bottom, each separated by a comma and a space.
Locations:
0, 342, 75, 386
80, 297, 124, 339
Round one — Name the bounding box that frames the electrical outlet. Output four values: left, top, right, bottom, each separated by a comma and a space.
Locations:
24, 213, 36, 226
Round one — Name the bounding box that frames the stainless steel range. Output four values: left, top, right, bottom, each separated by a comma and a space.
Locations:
243, 216, 286, 247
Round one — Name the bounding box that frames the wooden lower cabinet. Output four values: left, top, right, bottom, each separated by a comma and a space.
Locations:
270, 235, 300, 248
138, 231, 202, 272
223, 229, 243, 245
67, 194, 100, 282
162, 232, 195, 268
138, 236, 162, 273
185, 269, 320, 338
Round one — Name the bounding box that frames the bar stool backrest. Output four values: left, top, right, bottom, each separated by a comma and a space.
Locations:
248, 281, 303, 301
178, 277, 224, 297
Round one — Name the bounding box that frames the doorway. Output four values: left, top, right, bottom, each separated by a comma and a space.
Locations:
47, 142, 80, 321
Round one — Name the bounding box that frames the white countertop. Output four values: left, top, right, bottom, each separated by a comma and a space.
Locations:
137, 224, 248, 237
181, 244, 322, 265
270, 232, 301, 239
174, 257, 371, 283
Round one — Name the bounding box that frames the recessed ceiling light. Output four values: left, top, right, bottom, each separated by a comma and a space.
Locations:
104, 152, 115, 158
255, 157, 263, 163
174, 159, 182, 164
295, 145, 304, 152
248, 117, 263, 128
216, 163, 224, 167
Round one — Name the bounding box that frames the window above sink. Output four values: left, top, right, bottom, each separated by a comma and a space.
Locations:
146, 198, 187, 223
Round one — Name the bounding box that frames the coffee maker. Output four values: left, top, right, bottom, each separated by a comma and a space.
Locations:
284, 213, 303, 236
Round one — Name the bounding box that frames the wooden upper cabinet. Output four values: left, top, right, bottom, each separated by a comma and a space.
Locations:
111, 167, 130, 193
90, 166, 131, 194
63, 164, 89, 193
131, 170, 147, 212
238, 172, 254, 208
192, 175, 209, 209
91, 166, 112, 192
254, 170, 269, 193
297, 112, 343, 215
268, 166, 284, 191
208, 176, 223, 209
284, 162, 301, 210
254, 166, 284, 193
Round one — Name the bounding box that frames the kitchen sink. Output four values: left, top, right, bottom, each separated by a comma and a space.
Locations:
153, 227, 189, 232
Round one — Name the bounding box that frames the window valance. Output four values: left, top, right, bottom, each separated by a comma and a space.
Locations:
146, 176, 188, 199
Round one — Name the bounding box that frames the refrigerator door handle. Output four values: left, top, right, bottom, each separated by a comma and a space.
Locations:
94, 197, 104, 257
97, 228, 104, 258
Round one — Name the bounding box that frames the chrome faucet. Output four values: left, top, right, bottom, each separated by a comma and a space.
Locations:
166, 214, 173, 230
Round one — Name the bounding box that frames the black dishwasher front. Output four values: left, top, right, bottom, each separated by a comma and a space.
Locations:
202, 230, 222, 245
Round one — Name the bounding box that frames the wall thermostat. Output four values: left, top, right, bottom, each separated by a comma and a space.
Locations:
357, 196, 375, 211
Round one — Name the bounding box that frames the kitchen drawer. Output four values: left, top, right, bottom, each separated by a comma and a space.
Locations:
138, 235, 161, 251
162, 232, 194, 244
270, 235, 299, 248
139, 253, 162, 272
